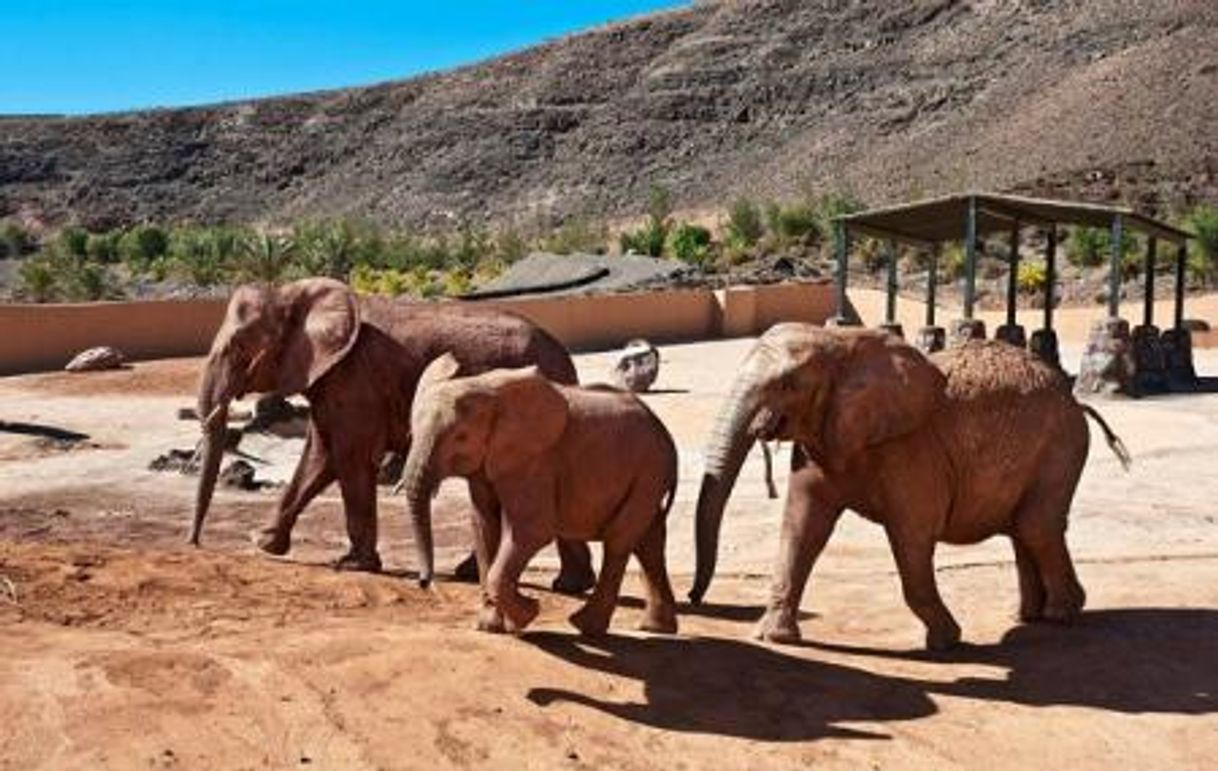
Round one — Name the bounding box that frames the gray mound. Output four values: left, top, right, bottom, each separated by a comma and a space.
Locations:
468, 252, 693, 299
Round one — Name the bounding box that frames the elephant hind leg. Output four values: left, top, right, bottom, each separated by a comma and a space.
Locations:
552, 539, 596, 596
885, 525, 961, 651
1012, 452, 1087, 624
633, 520, 678, 635
1011, 537, 1047, 622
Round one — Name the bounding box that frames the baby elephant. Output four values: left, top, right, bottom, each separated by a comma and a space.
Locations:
400, 353, 679, 636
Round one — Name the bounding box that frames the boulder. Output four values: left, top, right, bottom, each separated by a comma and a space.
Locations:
64, 346, 125, 372
611, 339, 660, 393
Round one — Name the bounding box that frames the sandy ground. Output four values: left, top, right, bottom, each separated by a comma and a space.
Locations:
2, 328, 1217, 770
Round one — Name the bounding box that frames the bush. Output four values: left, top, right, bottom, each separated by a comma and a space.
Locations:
1184, 204, 1218, 285
233, 232, 297, 284
17, 257, 58, 302
86, 231, 121, 263
938, 244, 966, 283
0, 221, 34, 258
1017, 262, 1047, 294
667, 222, 713, 266
120, 224, 170, 273
812, 191, 865, 256
1066, 226, 1138, 269
294, 219, 360, 279
765, 201, 820, 245
726, 198, 764, 248
57, 227, 89, 258
620, 186, 674, 258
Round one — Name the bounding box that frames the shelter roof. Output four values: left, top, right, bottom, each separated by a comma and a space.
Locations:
835, 192, 1192, 247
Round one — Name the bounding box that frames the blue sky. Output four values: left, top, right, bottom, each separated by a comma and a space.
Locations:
1, 1, 688, 115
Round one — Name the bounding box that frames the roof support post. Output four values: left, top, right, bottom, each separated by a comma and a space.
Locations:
926, 245, 938, 327
963, 196, 978, 320
996, 222, 1026, 347
1174, 243, 1186, 330
1143, 237, 1157, 328
885, 240, 898, 324
834, 221, 851, 323
1108, 214, 1123, 318
1006, 224, 1019, 328
1044, 227, 1056, 331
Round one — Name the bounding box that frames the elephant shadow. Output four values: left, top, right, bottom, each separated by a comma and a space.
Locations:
525, 608, 1218, 741
807, 608, 1218, 716
525, 631, 937, 741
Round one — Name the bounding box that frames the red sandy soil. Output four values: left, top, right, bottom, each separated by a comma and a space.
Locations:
2, 343, 1217, 770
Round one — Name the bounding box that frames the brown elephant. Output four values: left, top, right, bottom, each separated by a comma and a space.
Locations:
401, 354, 679, 636
689, 324, 1129, 650
188, 277, 594, 593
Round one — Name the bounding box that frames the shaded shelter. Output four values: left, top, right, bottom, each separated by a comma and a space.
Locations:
832, 193, 1196, 396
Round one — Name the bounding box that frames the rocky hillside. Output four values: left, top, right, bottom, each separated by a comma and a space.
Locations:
2, 0, 1216, 231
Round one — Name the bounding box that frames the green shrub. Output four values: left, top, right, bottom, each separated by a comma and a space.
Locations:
17, 257, 58, 302
667, 222, 713, 266
86, 231, 121, 263
620, 186, 674, 257
1184, 205, 1218, 284
938, 244, 966, 283
233, 232, 297, 284
726, 197, 764, 248
294, 219, 359, 279
1066, 226, 1138, 269
1017, 262, 1047, 294
0, 221, 34, 258
765, 201, 820, 245
812, 191, 865, 256
120, 224, 170, 273
494, 228, 530, 264
57, 226, 89, 258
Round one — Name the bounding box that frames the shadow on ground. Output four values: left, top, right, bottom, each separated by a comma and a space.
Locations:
526, 608, 1218, 741
0, 420, 89, 442
525, 630, 934, 741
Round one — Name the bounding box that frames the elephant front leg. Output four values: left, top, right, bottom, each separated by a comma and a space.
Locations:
468, 476, 506, 632
1012, 537, 1047, 622
257, 423, 335, 556
755, 459, 842, 645
569, 546, 630, 637
479, 521, 548, 633
334, 460, 382, 573
886, 526, 961, 651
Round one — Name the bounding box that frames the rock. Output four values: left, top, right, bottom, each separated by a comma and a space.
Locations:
219, 459, 263, 491
64, 346, 125, 372
1075, 317, 1136, 398
611, 339, 660, 393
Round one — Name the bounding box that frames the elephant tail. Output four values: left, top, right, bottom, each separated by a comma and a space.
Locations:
1082, 404, 1131, 471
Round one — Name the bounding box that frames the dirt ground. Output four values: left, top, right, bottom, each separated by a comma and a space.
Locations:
2, 337, 1217, 770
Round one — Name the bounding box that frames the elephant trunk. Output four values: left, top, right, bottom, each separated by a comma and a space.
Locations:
401, 434, 437, 588
189, 359, 233, 546
689, 370, 765, 605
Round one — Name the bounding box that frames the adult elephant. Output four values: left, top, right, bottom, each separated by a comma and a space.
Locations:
688, 324, 1129, 650
188, 277, 595, 593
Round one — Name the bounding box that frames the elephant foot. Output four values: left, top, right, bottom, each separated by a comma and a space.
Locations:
452, 551, 480, 584
637, 608, 678, 635
254, 528, 290, 556
753, 608, 802, 645
1042, 592, 1085, 624
551, 566, 596, 596
500, 594, 540, 634
925, 620, 962, 652
477, 604, 507, 634
569, 604, 612, 637
334, 550, 383, 574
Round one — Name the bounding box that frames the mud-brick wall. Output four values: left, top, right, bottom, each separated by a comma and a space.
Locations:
0, 299, 227, 376
0, 281, 837, 375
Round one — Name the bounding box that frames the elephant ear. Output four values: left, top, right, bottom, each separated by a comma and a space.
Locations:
277, 278, 361, 394
823, 333, 944, 460
484, 369, 570, 481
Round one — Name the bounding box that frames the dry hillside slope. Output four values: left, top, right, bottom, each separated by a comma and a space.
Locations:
2, 0, 1216, 230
